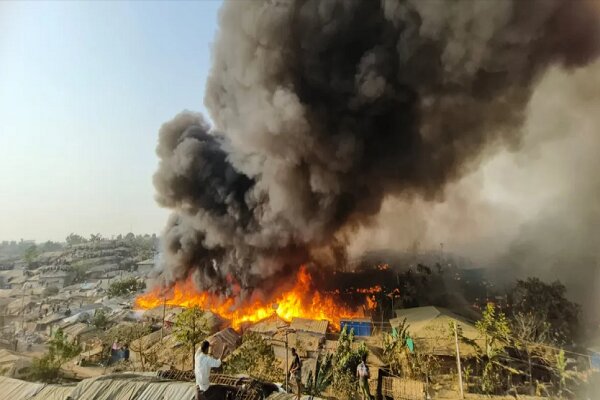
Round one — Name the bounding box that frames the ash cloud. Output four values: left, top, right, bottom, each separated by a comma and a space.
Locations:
154, 0, 600, 298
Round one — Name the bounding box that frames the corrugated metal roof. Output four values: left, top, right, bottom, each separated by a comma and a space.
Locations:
289, 318, 328, 335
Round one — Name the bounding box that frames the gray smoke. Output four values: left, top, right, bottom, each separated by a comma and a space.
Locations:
153, 0, 600, 298
350, 61, 600, 321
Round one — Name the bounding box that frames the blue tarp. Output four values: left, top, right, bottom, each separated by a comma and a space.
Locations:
340, 320, 372, 336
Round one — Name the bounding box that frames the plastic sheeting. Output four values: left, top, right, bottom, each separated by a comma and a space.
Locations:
0, 376, 44, 399
67, 373, 196, 400
0, 373, 195, 400
30, 384, 76, 400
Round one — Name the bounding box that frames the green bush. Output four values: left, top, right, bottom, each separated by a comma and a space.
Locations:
107, 277, 146, 298
27, 328, 81, 382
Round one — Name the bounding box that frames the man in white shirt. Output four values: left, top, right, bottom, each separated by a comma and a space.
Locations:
195, 340, 222, 400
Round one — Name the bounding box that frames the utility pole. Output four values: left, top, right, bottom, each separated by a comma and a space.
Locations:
453, 321, 464, 399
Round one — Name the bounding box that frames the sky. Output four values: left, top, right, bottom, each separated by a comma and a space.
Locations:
0, 1, 222, 242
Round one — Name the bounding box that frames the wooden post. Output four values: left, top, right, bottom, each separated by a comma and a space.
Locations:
453, 321, 464, 399
527, 344, 534, 395
160, 297, 166, 341
285, 329, 289, 393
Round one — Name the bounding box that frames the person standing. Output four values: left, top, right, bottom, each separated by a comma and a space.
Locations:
195, 340, 222, 400
356, 354, 373, 400
122, 344, 130, 361
289, 348, 302, 400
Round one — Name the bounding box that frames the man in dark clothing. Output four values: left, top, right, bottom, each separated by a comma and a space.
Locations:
289, 348, 302, 400
122, 344, 130, 361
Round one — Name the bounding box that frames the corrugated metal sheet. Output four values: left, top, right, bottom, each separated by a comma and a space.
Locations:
289, 318, 328, 335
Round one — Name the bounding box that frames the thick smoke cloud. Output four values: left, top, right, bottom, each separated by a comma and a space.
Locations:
154, 0, 600, 298
350, 62, 600, 320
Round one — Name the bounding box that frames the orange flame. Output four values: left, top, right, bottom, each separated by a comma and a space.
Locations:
356, 285, 382, 294
135, 266, 371, 330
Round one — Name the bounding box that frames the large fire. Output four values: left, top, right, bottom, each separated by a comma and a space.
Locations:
135, 266, 377, 330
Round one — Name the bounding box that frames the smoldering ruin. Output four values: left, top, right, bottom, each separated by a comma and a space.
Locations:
152, 0, 600, 303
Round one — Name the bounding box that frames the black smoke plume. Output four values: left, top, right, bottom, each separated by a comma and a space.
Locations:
153, 0, 600, 298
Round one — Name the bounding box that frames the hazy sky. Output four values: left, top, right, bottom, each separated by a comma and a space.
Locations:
0, 1, 222, 242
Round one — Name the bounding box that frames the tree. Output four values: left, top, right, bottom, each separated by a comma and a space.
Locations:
510, 278, 580, 344
306, 353, 334, 397
382, 317, 410, 376
28, 328, 81, 382
383, 318, 440, 382
92, 309, 110, 330
172, 307, 209, 368
107, 277, 146, 298
23, 244, 38, 267
511, 311, 551, 394
553, 349, 581, 397
41, 241, 63, 252
67, 265, 87, 284
89, 233, 103, 242
224, 331, 284, 382
329, 326, 369, 399
474, 303, 512, 394
65, 233, 86, 246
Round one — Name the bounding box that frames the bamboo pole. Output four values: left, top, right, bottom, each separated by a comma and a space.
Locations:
453, 321, 464, 399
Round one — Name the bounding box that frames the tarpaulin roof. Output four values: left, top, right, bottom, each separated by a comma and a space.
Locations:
67, 373, 195, 400
30, 384, 76, 400
0, 373, 196, 400
0, 349, 32, 378
389, 306, 483, 356
0, 376, 44, 399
